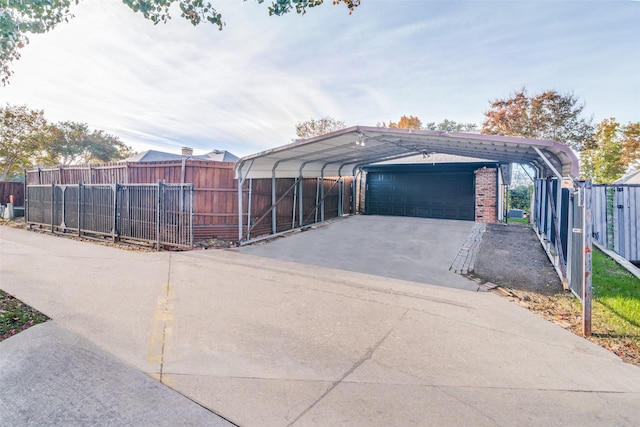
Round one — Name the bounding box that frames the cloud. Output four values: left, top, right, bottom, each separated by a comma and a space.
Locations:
2, 0, 638, 158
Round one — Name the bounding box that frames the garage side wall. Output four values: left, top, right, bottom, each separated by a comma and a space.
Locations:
475, 167, 498, 223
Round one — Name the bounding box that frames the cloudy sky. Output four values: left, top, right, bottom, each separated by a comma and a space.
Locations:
3, 0, 639, 157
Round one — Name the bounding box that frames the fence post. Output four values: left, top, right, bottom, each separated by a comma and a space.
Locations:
112, 183, 118, 242
23, 169, 28, 223
583, 181, 593, 337
78, 181, 82, 237
50, 182, 55, 233
189, 185, 194, 247
156, 181, 162, 250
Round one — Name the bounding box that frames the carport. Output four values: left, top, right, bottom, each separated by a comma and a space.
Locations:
234, 126, 578, 240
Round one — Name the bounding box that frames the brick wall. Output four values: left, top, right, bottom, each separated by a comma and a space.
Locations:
475, 167, 497, 223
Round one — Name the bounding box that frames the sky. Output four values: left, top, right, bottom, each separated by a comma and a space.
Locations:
2, 0, 639, 158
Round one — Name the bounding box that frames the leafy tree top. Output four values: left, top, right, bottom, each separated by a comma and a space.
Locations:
580, 118, 640, 183
481, 87, 594, 152
0, 104, 133, 180
378, 116, 477, 132
296, 116, 347, 139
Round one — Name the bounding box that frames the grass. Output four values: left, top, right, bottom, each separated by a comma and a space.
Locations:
506, 217, 530, 225
572, 248, 640, 364
513, 246, 640, 366
592, 247, 640, 328
0, 290, 49, 341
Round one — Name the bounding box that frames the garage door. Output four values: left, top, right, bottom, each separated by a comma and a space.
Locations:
365, 167, 475, 221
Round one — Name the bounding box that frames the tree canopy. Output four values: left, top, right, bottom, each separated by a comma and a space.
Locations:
378, 116, 477, 132
1, 0, 361, 84
509, 185, 532, 213
44, 121, 134, 166
0, 104, 133, 180
0, 105, 52, 180
481, 87, 594, 152
424, 119, 477, 132
580, 118, 640, 183
295, 116, 347, 139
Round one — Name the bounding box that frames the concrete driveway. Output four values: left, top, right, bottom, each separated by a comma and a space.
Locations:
1, 225, 640, 426
239, 216, 480, 291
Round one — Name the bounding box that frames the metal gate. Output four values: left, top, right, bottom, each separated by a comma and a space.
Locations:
534, 178, 593, 335
26, 182, 193, 248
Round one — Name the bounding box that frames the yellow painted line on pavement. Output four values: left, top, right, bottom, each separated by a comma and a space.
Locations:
147, 283, 175, 377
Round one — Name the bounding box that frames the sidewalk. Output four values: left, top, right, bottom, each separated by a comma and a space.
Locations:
0, 321, 233, 426
1, 225, 640, 426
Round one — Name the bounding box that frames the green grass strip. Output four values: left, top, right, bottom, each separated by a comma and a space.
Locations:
593, 248, 640, 327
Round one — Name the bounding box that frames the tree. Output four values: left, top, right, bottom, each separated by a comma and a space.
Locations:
621, 121, 640, 169
1, 0, 360, 84
0, 105, 134, 180
0, 105, 54, 180
481, 87, 594, 152
379, 115, 423, 129
295, 116, 346, 139
509, 185, 532, 212
43, 121, 134, 165
580, 118, 640, 183
1, 1, 79, 84
424, 119, 477, 132
378, 117, 478, 132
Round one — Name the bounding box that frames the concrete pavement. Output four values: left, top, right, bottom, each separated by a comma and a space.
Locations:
239, 216, 480, 291
0, 321, 233, 426
1, 223, 640, 426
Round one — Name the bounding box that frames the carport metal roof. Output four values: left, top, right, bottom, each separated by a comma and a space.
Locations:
235, 126, 579, 180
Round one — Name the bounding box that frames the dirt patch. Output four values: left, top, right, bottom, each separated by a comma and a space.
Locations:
471, 223, 563, 295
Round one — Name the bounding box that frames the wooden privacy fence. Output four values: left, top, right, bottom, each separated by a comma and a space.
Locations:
0, 182, 24, 206
591, 184, 640, 263
27, 161, 355, 243
26, 182, 194, 248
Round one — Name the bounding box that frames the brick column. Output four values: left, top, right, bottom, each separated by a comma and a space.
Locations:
475, 167, 497, 223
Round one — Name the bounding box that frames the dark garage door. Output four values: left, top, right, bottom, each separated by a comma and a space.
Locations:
365, 166, 476, 221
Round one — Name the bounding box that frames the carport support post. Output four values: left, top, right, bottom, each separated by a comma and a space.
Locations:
298, 176, 303, 227
352, 169, 359, 215
320, 168, 325, 222
291, 178, 298, 229
338, 176, 343, 217
238, 173, 243, 241
247, 178, 253, 240
236, 159, 254, 242
271, 174, 277, 235
315, 177, 320, 223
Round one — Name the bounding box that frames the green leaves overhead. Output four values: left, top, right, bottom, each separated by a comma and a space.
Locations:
0, 0, 78, 84
1, 0, 361, 84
